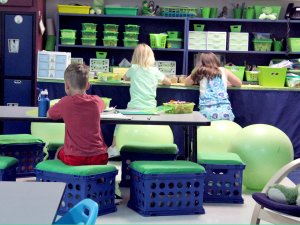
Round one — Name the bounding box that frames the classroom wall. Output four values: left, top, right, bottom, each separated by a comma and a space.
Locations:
46, 0, 300, 20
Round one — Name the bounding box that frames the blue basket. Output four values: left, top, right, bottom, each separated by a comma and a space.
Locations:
119, 151, 177, 187
36, 170, 118, 216
0, 165, 17, 181
0, 143, 45, 177
128, 169, 206, 216
201, 163, 245, 204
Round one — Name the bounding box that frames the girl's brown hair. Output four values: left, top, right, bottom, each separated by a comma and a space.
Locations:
190, 52, 221, 83
64, 63, 89, 90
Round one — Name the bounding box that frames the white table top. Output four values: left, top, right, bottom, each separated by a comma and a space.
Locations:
0, 181, 66, 224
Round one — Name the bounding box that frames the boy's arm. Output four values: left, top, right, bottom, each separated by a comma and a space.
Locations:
47, 100, 63, 120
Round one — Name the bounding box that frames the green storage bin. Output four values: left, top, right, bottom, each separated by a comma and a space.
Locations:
167, 31, 182, 39
125, 24, 140, 33
60, 37, 76, 45
123, 39, 138, 47
230, 25, 241, 32
194, 24, 205, 31
257, 66, 287, 87
81, 38, 97, 46
60, 29, 76, 38
123, 32, 139, 40
81, 30, 97, 38
166, 38, 182, 49
104, 7, 138, 16
245, 71, 259, 82
81, 23, 97, 31
103, 24, 119, 32
96, 51, 107, 59
103, 38, 118, 47
225, 66, 245, 81
288, 38, 300, 52
253, 38, 272, 51
254, 6, 281, 20
149, 33, 167, 48
103, 31, 119, 39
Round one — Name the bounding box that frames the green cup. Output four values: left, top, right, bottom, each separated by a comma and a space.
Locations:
210, 8, 218, 18
245, 7, 255, 19
233, 8, 242, 19
201, 7, 211, 18
273, 41, 283, 52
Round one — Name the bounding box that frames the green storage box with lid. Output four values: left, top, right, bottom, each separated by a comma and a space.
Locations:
0, 134, 45, 177
198, 152, 245, 204
257, 66, 287, 87
36, 160, 118, 216
128, 160, 206, 216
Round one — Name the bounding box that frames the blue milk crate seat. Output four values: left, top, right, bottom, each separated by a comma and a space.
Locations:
0, 156, 18, 181
0, 134, 45, 177
35, 160, 118, 216
119, 144, 178, 187
128, 160, 206, 216
198, 152, 246, 204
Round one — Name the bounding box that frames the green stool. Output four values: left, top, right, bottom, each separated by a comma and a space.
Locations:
0, 134, 45, 177
128, 160, 206, 216
35, 160, 118, 216
120, 144, 178, 187
198, 152, 245, 204
0, 156, 18, 181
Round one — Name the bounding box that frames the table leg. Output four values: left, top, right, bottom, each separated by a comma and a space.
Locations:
191, 125, 197, 163
183, 125, 190, 160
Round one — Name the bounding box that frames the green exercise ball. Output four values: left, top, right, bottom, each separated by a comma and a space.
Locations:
116, 125, 174, 150
228, 124, 294, 191
197, 120, 242, 155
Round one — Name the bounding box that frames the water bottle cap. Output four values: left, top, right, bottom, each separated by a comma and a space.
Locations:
41, 89, 48, 95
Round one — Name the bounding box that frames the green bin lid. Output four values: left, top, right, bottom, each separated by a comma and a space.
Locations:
198, 152, 244, 165
120, 144, 178, 154
0, 156, 18, 169
130, 160, 205, 174
0, 134, 44, 145
36, 160, 117, 176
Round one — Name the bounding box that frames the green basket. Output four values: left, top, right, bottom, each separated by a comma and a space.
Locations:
167, 31, 182, 39
149, 34, 167, 48
160, 6, 198, 17
194, 24, 205, 31
257, 66, 287, 87
230, 25, 241, 32
163, 102, 195, 114
225, 66, 245, 81
288, 38, 300, 52
254, 6, 281, 20
253, 38, 272, 51
96, 51, 107, 59
166, 38, 182, 49
245, 71, 259, 82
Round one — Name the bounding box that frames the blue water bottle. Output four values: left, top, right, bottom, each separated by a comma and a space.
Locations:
38, 89, 50, 117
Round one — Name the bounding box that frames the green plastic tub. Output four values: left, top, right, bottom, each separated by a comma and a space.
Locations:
104, 7, 138, 16
257, 66, 287, 87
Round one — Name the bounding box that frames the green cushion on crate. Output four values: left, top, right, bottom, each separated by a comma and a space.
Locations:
0, 134, 44, 145
130, 161, 205, 174
120, 144, 178, 154
36, 160, 117, 176
198, 152, 244, 165
0, 156, 18, 169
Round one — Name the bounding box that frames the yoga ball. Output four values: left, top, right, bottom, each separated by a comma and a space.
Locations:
228, 124, 294, 190
197, 120, 242, 154
116, 125, 174, 150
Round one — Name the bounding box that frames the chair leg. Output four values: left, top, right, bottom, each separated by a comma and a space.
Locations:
251, 203, 263, 224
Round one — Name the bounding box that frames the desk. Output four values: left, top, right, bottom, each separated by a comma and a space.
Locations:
0, 181, 66, 224
0, 106, 210, 161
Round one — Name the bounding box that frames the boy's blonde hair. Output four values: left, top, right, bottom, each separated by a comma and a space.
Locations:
191, 52, 221, 83
64, 63, 89, 90
131, 43, 155, 68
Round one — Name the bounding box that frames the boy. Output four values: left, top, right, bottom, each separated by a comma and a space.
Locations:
47, 63, 108, 166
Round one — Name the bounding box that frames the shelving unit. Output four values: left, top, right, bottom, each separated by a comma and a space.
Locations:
56, 14, 300, 76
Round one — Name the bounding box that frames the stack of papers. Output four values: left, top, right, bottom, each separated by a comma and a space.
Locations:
101, 113, 132, 120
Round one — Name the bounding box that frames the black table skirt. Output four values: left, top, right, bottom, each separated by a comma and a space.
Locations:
38, 82, 300, 158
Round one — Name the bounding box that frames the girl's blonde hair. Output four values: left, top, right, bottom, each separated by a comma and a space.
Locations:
64, 63, 89, 90
191, 52, 221, 83
131, 43, 155, 68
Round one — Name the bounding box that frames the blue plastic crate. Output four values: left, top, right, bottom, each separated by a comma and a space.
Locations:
0, 165, 17, 181
36, 169, 117, 216
201, 163, 245, 204
120, 151, 177, 187
128, 169, 206, 216
0, 143, 45, 177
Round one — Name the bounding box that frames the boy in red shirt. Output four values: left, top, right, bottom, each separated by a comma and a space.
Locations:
47, 63, 108, 166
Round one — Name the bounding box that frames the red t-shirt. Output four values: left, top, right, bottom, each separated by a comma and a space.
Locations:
48, 94, 107, 157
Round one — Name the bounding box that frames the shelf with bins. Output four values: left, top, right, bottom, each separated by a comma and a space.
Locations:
56, 13, 187, 74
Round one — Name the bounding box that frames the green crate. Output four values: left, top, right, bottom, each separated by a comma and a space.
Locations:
123, 39, 138, 47
245, 71, 259, 82
103, 38, 118, 47
254, 6, 281, 20
125, 24, 140, 33
194, 24, 205, 31
123, 32, 139, 40
253, 38, 272, 51
288, 38, 300, 52
81, 38, 97, 46
104, 7, 138, 16
149, 34, 167, 49
103, 24, 119, 32
96, 51, 107, 59
81, 30, 97, 38
60, 37, 76, 45
103, 31, 119, 39
60, 29, 76, 38
81, 23, 97, 31
160, 6, 198, 17
166, 38, 182, 49
167, 31, 182, 39
230, 25, 241, 32
225, 66, 245, 81
257, 66, 287, 87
